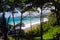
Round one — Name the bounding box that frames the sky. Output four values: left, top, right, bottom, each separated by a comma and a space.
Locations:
0, 6, 55, 18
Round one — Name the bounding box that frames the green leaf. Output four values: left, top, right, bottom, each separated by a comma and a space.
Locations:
8, 0, 14, 3
19, 0, 28, 2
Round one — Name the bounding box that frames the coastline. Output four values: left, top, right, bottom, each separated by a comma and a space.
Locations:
21, 18, 48, 30
9, 18, 48, 31
21, 20, 40, 30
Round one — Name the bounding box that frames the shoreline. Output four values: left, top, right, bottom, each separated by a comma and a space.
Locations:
15, 18, 48, 30
21, 20, 40, 30
9, 18, 48, 30
21, 18, 48, 30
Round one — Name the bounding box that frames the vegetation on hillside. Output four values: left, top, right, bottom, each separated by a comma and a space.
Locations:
8, 12, 60, 40
0, 0, 60, 40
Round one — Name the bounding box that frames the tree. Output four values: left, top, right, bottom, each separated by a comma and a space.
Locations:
52, 0, 60, 25
0, 0, 9, 40
0, 0, 60, 40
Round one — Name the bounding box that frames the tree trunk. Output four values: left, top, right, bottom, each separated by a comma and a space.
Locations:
2, 10, 8, 40
53, 1, 60, 25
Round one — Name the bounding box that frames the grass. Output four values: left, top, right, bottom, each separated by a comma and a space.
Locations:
34, 37, 41, 40
43, 26, 60, 39
9, 14, 60, 40
9, 25, 60, 40
30, 26, 60, 40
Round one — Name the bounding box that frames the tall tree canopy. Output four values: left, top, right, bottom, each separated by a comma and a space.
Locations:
0, 0, 60, 40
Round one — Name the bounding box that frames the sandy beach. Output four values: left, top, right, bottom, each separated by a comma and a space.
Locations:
21, 18, 48, 30
9, 18, 48, 31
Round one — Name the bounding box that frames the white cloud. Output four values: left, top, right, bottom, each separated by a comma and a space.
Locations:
37, 7, 41, 13
5, 8, 21, 18
42, 9, 51, 14
5, 12, 12, 18
0, 7, 52, 18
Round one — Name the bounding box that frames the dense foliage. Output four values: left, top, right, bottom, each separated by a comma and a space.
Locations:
8, 13, 60, 40
0, 0, 60, 40
25, 13, 60, 40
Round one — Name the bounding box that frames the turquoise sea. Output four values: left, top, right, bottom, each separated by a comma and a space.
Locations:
6, 17, 40, 25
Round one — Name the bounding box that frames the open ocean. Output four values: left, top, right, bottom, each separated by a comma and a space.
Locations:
6, 17, 40, 25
